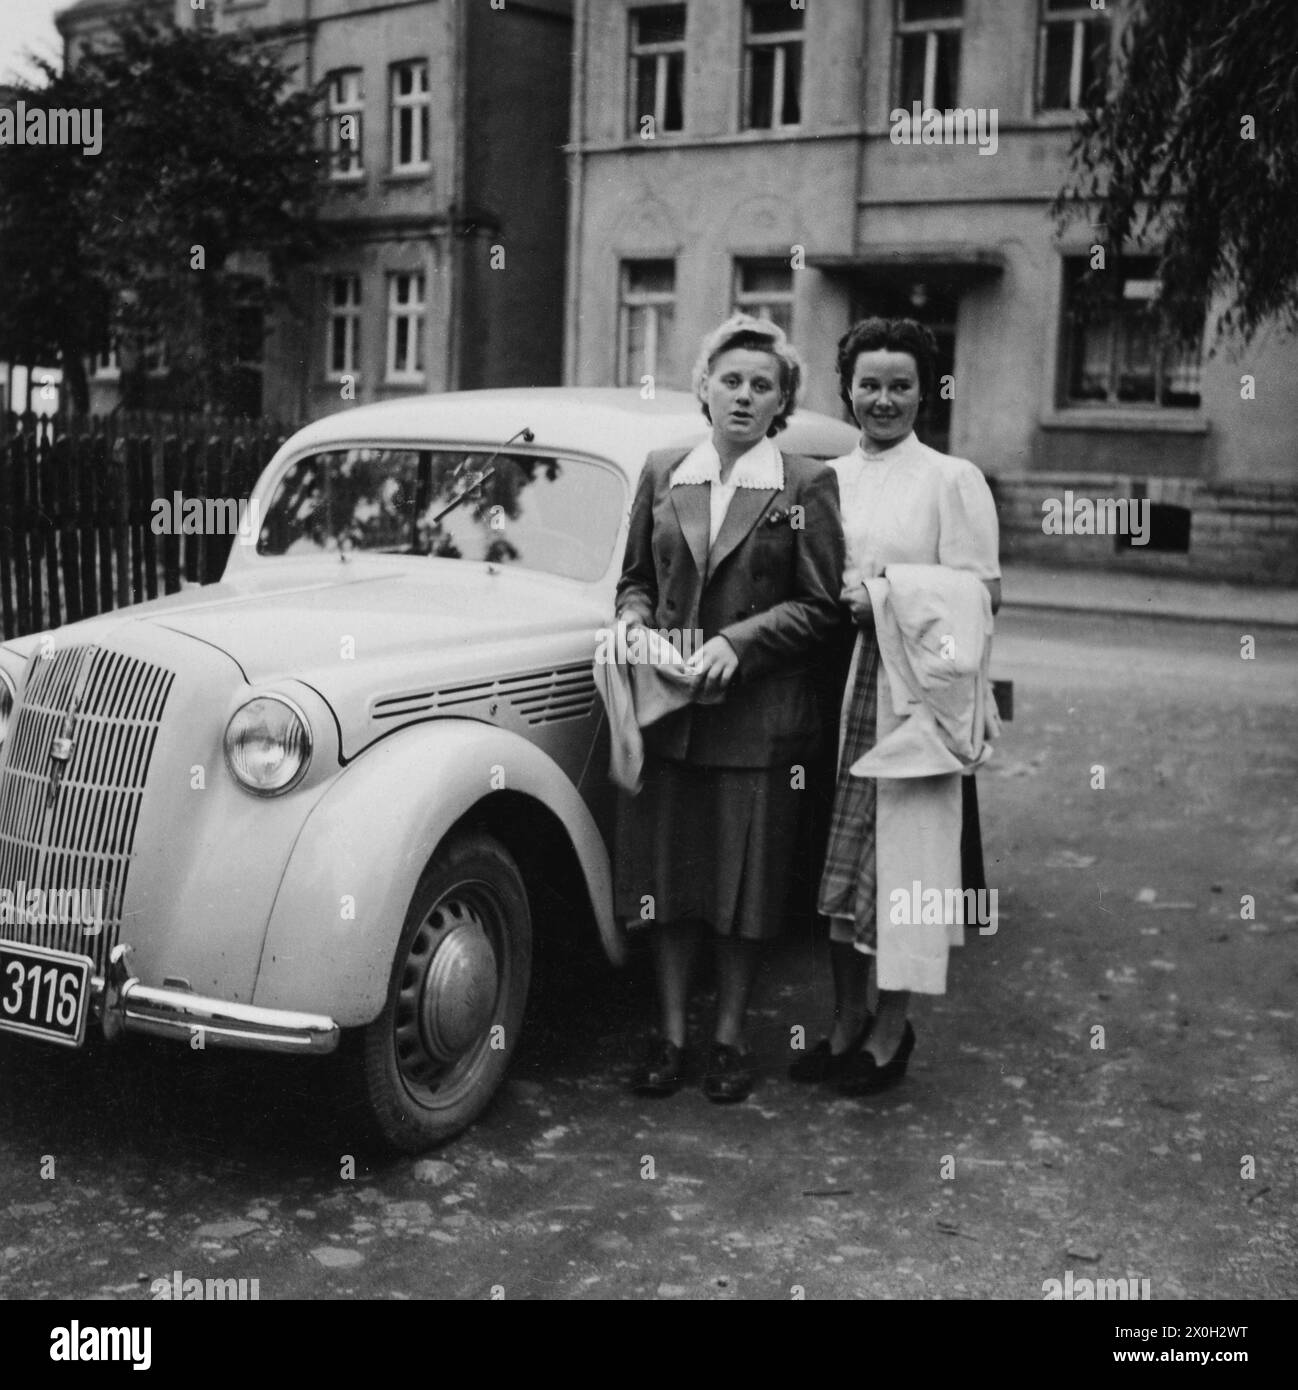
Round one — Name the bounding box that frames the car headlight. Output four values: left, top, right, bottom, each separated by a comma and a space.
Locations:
224, 695, 312, 795
0, 668, 15, 749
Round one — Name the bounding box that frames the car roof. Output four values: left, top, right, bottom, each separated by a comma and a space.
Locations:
277, 387, 858, 471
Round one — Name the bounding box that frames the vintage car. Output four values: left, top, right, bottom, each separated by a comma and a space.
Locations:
0, 388, 857, 1152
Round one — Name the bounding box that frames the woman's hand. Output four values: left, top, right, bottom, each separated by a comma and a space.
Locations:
686, 635, 739, 698
842, 580, 873, 628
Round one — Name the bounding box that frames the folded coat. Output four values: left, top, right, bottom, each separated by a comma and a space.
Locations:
850, 565, 1000, 994
852, 564, 1000, 780
593, 622, 720, 794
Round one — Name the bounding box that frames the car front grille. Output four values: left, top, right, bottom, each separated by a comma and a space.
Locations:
0, 645, 174, 973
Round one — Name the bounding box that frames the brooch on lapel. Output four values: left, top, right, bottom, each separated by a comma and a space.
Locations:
763, 508, 791, 527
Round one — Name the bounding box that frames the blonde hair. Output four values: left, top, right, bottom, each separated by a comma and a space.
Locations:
692, 313, 803, 435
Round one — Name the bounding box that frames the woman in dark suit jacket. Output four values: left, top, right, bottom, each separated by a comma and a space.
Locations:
614, 314, 846, 1103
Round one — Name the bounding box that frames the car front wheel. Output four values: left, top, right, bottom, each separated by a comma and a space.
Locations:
345, 831, 532, 1154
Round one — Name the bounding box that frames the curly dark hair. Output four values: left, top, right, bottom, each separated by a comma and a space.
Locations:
836, 317, 939, 415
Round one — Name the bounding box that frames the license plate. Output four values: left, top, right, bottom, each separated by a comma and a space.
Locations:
0, 941, 92, 1047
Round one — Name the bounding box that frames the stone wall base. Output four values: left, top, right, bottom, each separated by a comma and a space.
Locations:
988, 474, 1298, 587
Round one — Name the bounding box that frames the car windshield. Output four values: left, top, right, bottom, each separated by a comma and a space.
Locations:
257, 447, 625, 582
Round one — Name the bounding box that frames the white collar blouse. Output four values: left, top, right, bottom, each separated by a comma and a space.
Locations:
829, 430, 1000, 582
671, 435, 785, 546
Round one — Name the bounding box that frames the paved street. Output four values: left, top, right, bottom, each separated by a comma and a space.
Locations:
0, 608, 1294, 1301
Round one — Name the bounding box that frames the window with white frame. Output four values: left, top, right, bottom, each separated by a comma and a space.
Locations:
386, 272, 426, 383
895, 0, 963, 110
619, 260, 676, 386
390, 60, 430, 173
1061, 257, 1202, 408
732, 259, 794, 335
141, 337, 168, 376
326, 68, 364, 179
629, 6, 686, 137
102, 334, 165, 376
743, 1, 803, 131
327, 275, 361, 379
93, 345, 120, 379
1037, 0, 1110, 112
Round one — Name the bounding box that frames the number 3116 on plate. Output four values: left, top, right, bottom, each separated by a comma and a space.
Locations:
0, 941, 92, 1047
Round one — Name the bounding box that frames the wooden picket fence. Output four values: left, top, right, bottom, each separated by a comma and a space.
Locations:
0, 414, 298, 640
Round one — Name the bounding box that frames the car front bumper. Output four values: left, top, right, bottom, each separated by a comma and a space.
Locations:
96, 944, 339, 1055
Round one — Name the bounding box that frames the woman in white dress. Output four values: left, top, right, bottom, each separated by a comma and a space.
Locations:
791, 317, 1001, 1095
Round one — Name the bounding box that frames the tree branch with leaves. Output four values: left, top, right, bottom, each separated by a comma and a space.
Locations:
0, 17, 329, 416
1055, 0, 1298, 349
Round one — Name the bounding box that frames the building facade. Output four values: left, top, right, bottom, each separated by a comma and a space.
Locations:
566, 0, 1298, 582
56, 0, 573, 421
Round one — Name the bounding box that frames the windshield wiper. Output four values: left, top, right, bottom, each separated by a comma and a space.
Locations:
425, 426, 534, 531
428, 464, 496, 528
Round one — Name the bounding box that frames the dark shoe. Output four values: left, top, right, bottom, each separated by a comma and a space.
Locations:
629, 1037, 688, 1096
787, 1016, 874, 1083
701, 1043, 755, 1103
836, 1021, 916, 1097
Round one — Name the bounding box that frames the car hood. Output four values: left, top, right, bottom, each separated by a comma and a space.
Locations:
143, 561, 608, 685
0, 560, 611, 762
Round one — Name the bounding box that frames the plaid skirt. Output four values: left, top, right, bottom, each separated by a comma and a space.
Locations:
816, 632, 882, 948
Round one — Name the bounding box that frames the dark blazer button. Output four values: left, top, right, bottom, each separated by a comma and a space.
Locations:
665, 600, 676, 611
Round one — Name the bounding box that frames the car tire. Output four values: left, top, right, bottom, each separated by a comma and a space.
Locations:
343, 831, 532, 1154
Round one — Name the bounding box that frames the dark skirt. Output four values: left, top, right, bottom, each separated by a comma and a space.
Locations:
614, 755, 804, 940
961, 775, 986, 895
816, 635, 881, 947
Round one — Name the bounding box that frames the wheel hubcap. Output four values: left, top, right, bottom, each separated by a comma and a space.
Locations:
420, 912, 498, 1060
395, 892, 502, 1093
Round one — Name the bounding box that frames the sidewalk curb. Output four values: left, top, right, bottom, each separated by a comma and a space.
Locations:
1001, 596, 1298, 631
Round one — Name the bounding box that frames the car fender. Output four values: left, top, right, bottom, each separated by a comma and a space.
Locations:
252, 719, 621, 1024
